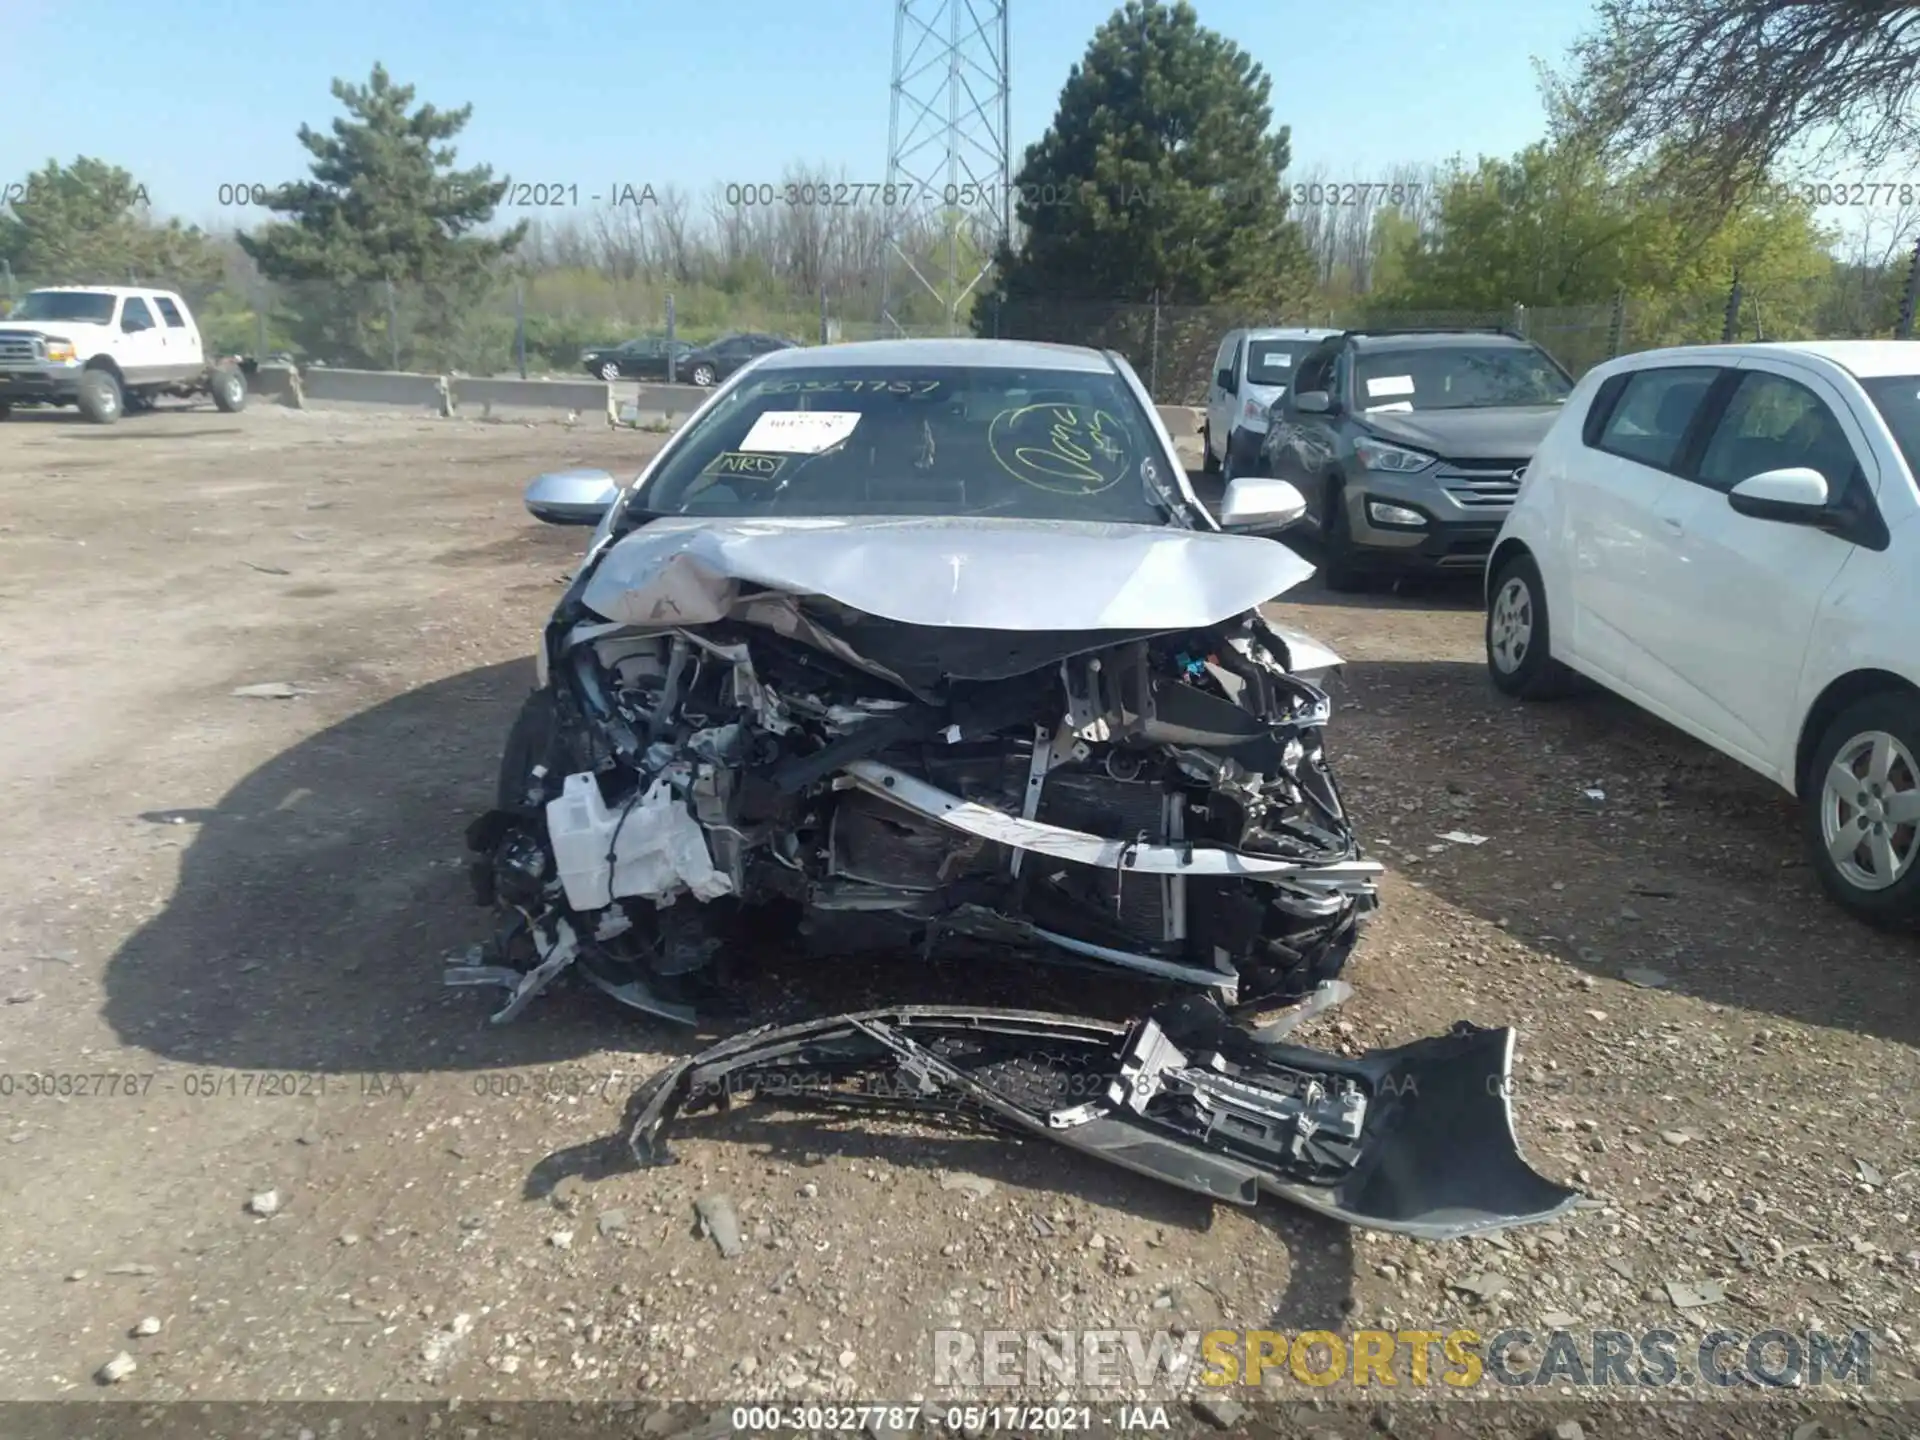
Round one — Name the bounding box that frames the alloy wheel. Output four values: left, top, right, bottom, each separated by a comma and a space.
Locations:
1820, 730, 1920, 891
1488, 576, 1534, 675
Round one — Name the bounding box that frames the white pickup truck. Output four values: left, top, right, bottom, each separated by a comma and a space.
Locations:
0, 285, 248, 424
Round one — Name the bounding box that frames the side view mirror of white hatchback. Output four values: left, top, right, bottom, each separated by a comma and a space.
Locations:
1728, 466, 1829, 514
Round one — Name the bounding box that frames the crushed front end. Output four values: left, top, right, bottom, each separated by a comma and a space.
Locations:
458, 546, 1379, 1025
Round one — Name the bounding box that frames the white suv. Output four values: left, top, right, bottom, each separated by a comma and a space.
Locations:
1484, 341, 1920, 925
1202, 326, 1339, 481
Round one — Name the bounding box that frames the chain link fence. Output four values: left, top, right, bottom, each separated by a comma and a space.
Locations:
4, 265, 1913, 402
985, 274, 1917, 405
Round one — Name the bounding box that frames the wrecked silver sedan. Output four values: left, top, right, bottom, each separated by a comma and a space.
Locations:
460, 339, 1381, 1025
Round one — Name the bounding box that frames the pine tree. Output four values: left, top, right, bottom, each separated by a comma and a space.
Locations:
976, 0, 1311, 327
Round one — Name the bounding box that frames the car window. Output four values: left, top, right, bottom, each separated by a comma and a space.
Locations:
121, 297, 155, 331
1244, 340, 1316, 390
1352, 344, 1572, 413
154, 297, 186, 328
1291, 346, 1335, 398
1592, 366, 1720, 471
1695, 372, 1859, 493
1858, 374, 1920, 482
9, 290, 117, 323
1213, 334, 1237, 383
635, 364, 1177, 526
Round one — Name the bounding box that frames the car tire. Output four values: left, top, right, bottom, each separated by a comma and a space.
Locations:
77, 369, 122, 425
1201, 424, 1221, 474
496, 689, 567, 814
1485, 550, 1576, 699
0, 401, 11, 422
210, 366, 247, 413
690, 363, 716, 387
598, 361, 620, 381
1802, 692, 1920, 927
1318, 482, 1370, 593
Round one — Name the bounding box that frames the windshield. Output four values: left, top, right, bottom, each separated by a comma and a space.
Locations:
1353, 344, 1573, 413
632, 364, 1177, 526
1245, 339, 1316, 390
1860, 376, 1920, 483
10, 291, 118, 324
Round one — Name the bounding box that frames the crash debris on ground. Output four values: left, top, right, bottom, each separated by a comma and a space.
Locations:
618, 991, 1585, 1240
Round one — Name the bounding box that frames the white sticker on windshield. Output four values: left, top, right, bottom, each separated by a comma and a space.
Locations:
1261, 354, 1292, 367
1364, 400, 1414, 414
740, 410, 861, 454
1365, 375, 1416, 398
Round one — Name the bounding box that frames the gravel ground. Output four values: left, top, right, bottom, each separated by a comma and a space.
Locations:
0, 401, 1913, 1437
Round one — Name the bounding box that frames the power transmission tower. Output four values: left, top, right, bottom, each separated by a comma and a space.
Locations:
879, 0, 1011, 337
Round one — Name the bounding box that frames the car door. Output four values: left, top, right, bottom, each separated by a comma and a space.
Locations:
1267, 343, 1340, 523
1645, 363, 1873, 773
1206, 332, 1241, 459
708, 338, 745, 377
1562, 364, 1726, 696
630, 340, 664, 378
151, 294, 201, 378
114, 295, 167, 382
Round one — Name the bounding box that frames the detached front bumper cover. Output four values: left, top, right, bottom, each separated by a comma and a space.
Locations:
625, 994, 1583, 1240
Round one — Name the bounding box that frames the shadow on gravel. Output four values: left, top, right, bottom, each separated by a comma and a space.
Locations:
1340, 656, 1920, 1048
104, 659, 660, 1075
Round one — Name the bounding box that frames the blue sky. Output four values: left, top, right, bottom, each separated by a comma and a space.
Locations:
1, 0, 1595, 230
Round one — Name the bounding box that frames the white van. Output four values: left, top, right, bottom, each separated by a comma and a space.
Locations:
1203, 326, 1341, 480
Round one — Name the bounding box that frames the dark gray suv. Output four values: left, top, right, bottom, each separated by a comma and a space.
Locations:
1258, 329, 1574, 589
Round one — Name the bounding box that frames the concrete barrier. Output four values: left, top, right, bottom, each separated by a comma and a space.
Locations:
616, 382, 710, 429
629, 382, 707, 415
451, 375, 615, 423
246, 363, 302, 408
1156, 403, 1203, 438
300, 367, 449, 414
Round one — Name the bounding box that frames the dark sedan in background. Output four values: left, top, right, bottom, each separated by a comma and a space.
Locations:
679, 332, 799, 387
581, 336, 695, 382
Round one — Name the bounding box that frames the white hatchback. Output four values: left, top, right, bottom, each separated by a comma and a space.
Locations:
1484, 341, 1920, 925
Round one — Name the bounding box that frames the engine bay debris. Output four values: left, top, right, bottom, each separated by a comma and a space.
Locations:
460, 517, 1383, 1026
621, 993, 1584, 1240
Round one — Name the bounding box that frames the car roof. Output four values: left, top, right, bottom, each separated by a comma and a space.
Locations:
27, 284, 176, 298
751, 337, 1116, 373
1348, 331, 1537, 351
1603, 339, 1920, 381
1241, 327, 1341, 342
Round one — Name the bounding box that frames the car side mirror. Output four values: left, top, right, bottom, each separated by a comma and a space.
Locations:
1219, 476, 1308, 533
1215, 368, 1233, 391
1727, 466, 1829, 524
524, 468, 620, 526
1293, 390, 1333, 415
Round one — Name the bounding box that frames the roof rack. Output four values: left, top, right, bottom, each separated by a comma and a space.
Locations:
1338, 326, 1527, 341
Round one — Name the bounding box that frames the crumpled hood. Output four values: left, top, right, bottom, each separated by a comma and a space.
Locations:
579, 515, 1316, 631
1361, 404, 1563, 462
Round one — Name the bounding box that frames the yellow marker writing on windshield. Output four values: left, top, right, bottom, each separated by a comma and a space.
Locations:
987, 404, 1130, 494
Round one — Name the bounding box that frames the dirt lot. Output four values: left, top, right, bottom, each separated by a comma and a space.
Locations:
0, 401, 1915, 1433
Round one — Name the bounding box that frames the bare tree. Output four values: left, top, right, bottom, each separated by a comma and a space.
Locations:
1285, 161, 1443, 300
1558, 1, 1920, 208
